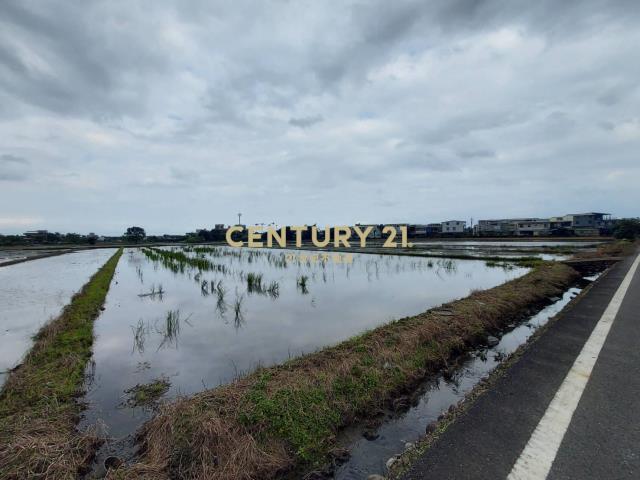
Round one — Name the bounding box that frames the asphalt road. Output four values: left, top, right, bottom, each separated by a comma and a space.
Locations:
401, 250, 640, 480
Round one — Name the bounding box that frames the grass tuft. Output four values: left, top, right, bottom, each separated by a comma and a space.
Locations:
123, 377, 171, 409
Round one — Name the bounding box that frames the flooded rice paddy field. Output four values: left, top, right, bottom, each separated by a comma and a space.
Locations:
0, 249, 116, 387
79, 246, 529, 454
408, 240, 603, 260
0, 248, 71, 265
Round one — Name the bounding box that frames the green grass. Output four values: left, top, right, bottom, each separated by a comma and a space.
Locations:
0, 248, 123, 478
124, 378, 171, 409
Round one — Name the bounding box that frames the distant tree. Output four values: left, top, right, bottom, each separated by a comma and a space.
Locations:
87, 233, 99, 245
45, 232, 62, 243
62, 233, 83, 244
612, 218, 640, 240
0, 235, 27, 246
124, 226, 146, 243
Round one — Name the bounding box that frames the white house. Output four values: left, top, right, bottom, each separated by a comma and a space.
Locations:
514, 219, 551, 236
441, 220, 466, 234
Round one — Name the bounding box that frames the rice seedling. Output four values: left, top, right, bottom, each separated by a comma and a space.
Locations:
141, 247, 228, 275
437, 258, 457, 273
201, 279, 209, 296
137, 283, 165, 299
216, 281, 227, 315
136, 265, 144, 283
297, 274, 309, 294
158, 309, 181, 349
131, 319, 149, 354
246, 272, 264, 294
233, 289, 245, 328
266, 280, 280, 299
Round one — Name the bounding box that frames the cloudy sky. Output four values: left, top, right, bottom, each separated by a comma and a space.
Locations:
1, 0, 639, 235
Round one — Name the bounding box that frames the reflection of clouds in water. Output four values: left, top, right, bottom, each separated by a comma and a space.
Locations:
0, 249, 117, 385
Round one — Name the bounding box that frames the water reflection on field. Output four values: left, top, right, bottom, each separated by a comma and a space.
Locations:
0, 249, 116, 387
408, 239, 602, 260
82, 246, 528, 446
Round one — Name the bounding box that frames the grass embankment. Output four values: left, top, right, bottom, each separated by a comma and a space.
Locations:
117, 262, 579, 480
0, 248, 123, 479
574, 239, 636, 258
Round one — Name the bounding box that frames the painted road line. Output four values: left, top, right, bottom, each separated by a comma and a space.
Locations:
508, 253, 640, 480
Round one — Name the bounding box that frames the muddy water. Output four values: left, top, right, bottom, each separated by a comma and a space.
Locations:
80, 246, 527, 468
0, 249, 116, 387
333, 284, 587, 479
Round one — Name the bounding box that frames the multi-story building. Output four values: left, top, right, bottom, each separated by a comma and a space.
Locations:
476, 218, 550, 236
475, 219, 515, 236
426, 223, 442, 235
441, 220, 466, 234
475, 212, 612, 237
514, 219, 551, 236
549, 212, 611, 236
23, 230, 49, 242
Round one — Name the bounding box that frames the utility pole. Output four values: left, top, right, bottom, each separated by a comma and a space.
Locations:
237, 212, 242, 226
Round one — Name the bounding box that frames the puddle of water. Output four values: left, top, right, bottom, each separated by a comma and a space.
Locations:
333, 283, 588, 479
80, 246, 528, 469
0, 249, 116, 387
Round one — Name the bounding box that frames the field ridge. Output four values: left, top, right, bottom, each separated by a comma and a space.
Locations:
0, 248, 123, 479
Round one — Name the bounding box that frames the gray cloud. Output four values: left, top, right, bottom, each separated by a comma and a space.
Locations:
1, 154, 29, 165
0, 0, 639, 233
289, 115, 324, 128
457, 149, 495, 159
0, 154, 30, 181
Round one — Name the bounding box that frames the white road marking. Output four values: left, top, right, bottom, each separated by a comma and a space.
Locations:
508, 253, 640, 480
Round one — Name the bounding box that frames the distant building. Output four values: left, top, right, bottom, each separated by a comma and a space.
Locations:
23, 230, 49, 241
412, 224, 429, 237
549, 212, 611, 236
475, 212, 612, 237
354, 224, 382, 239
514, 219, 551, 236
475, 219, 523, 236
426, 223, 442, 235
441, 220, 466, 234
